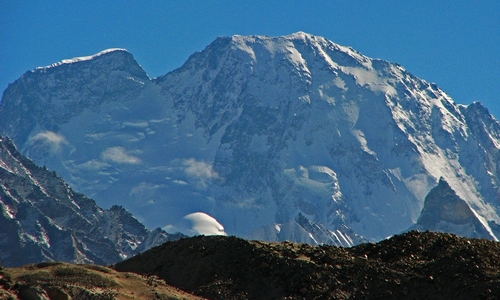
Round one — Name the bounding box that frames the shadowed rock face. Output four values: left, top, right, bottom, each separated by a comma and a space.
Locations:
114, 231, 500, 300
411, 177, 499, 240
421, 178, 474, 224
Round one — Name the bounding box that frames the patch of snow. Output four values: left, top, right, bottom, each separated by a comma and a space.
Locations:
470, 209, 499, 241
38, 221, 51, 248
101, 147, 141, 164
1, 203, 15, 219
308, 232, 319, 244
336, 230, 354, 246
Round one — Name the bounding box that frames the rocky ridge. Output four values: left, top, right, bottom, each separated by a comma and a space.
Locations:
114, 231, 500, 300
411, 177, 500, 239
0, 135, 182, 267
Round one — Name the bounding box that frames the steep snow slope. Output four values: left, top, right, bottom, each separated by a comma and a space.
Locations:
2, 32, 500, 243
156, 32, 500, 240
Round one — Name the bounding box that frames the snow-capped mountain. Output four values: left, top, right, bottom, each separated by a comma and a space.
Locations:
245, 213, 367, 247
0, 135, 179, 267
2, 32, 500, 244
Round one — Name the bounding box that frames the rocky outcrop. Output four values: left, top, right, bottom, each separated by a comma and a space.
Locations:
410, 177, 500, 240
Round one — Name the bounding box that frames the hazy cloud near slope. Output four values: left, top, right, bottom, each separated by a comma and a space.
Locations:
29, 131, 69, 154
181, 158, 219, 189
101, 146, 141, 164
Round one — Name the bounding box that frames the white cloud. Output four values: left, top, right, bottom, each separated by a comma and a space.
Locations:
172, 179, 188, 185
30, 131, 69, 153
184, 212, 226, 236
163, 212, 227, 236
76, 159, 109, 170
129, 182, 165, 206
101, 147, 141, 164
182, 158, 218, 189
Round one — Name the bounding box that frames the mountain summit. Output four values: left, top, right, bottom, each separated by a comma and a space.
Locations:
2, 32, 500, 243
0, 48, 148, 143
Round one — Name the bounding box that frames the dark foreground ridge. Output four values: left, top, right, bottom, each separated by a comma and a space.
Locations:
114, 230, 500, 300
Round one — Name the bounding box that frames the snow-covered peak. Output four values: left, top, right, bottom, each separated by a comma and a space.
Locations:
226, 31, 367, 64
4, 32, 500, 246
287, 31, 313, 39
37, 48, 130, 70
0, 47, 149, 147
464, 101, 491, 117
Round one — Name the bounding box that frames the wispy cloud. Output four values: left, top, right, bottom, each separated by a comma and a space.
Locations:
182, 158, 219, 189
30, 131, 69, 154
76, 159, 109, 170
129, 182, 163, 206
101, 147, 141, 164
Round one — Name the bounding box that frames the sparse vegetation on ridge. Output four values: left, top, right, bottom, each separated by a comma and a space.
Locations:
114, 231, 500, 300
0, 262, 203, 299
1, 231, 500, 299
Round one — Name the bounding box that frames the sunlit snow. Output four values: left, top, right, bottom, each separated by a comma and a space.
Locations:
37, 48, 128, 69
5, 32, 500, 244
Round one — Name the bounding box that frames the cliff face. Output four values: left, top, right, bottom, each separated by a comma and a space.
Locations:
411, 177, 499, 239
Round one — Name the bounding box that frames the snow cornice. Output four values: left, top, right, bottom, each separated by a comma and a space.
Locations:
36, 48, 129, 70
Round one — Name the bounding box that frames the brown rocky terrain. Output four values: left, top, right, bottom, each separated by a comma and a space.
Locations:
114, 231, 500, 299
0, 262, 203, 299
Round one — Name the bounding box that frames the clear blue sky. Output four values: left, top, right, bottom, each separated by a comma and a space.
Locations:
2, 1, 499, 118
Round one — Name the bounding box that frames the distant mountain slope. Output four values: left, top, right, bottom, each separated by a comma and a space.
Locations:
114, 231, 500, 299
2, 32, 500, 244
0, 135, 180, 267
